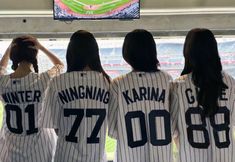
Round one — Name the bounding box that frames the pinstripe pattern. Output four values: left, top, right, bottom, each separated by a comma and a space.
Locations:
0, 67, 60, 162
108, 71, 173, 162
171, 72, 235, 162
42, 71, 110, 162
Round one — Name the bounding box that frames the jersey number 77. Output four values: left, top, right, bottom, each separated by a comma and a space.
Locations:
64, 108, 106, 143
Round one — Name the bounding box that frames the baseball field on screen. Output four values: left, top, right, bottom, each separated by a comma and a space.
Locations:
60, 0, 131, 15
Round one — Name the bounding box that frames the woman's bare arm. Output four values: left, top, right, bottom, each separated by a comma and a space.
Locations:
0, 45, 11, 75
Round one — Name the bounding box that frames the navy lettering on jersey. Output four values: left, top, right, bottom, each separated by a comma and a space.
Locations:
219, 88, 228, 101
185, 88, 195, 104
2, 90, 41, 104
125, 110, 172, 148
185, 88, 228, 104
6, 104, 38, 135
58, 85, 109, 104
185, 106, 230, 148
122, 87, 166, 105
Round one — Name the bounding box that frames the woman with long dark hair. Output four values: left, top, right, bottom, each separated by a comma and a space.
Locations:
108, 29, 173, 162
171, 28, 235, 162
0, 35, 64, 162
42, 30, 110, 162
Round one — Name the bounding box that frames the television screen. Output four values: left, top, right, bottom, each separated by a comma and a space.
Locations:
54, 0, 140, 20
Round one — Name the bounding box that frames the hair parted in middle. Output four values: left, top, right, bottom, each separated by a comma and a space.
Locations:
66, 30, 110, 82
122, 29, 159, 72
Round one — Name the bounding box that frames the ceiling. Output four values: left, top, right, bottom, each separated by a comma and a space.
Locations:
1, 0, 235, 10
0, 0, 235, 37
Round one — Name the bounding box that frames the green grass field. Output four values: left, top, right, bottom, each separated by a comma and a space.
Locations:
105, 134, 117, 160
61, 0, 130, 15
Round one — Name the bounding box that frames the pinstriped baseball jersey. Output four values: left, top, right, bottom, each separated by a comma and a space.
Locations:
42, 71, 110, 162
170, 72, 235, 162
0, 65, 62, 162
108, 71, 173, 162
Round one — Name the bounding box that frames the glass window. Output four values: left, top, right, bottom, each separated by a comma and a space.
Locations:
1, 37, 235, 79
0, 36, 235, 161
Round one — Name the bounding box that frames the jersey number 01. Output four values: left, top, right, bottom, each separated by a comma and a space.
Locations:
5, 104, 38, 135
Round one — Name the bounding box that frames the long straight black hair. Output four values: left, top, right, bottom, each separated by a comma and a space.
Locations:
181, 28, 227, 116
123, 29, 159, 72
66, 30, 110, 82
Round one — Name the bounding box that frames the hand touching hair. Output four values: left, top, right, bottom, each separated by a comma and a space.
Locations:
10, 36, 39, 73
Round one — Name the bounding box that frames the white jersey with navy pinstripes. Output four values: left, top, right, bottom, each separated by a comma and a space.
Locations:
170, 72, 235, 162
108, 70, 173, 162
42, 71, 110, 162
0, 65, 62, 162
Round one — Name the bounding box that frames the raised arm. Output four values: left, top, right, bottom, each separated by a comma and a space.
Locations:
0, 45, 11, 75
38, 44, 64, 67
24, 36, 64, 67
24, 36, 64, 76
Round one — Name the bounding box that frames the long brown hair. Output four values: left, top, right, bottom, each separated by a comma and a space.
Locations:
10, 37, 39, 73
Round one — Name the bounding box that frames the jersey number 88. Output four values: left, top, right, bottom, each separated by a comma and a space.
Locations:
185, 106, 230, 149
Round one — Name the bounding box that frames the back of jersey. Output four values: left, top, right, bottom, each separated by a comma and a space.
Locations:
43, 71, 110, 162
108, 71, 173, 162
171, 72, 235, 162
0, 72, 50, 137
0, 72, 57, 162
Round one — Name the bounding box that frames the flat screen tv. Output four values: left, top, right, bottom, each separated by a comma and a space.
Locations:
54, 0, 140, 20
